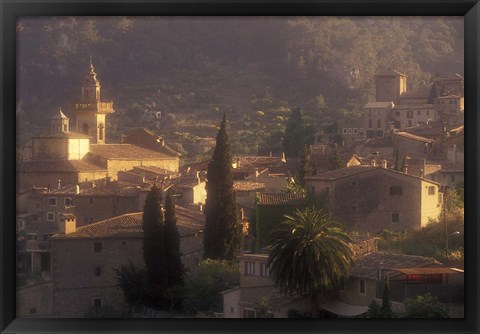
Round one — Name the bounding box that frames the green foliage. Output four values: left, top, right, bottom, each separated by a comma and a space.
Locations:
114, 261, 147, 312
204, 115, 243, 260
296, 145, 316, 187
377, 216, 464, 262
164, 190, 185, 288
268, 208, 353, 317
367, 299, 382, 318
328, 146, 343, 171
447, 181, 464, 212
282, 107, 314, 158
181, 259, 240, 314
403, 293, 450, 318
142, 185, 167, 306
380, 282, 393, 318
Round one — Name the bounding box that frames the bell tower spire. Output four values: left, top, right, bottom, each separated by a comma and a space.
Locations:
72, 58, 114, 144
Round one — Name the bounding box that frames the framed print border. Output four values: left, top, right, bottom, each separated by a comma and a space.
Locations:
1, 1, 479, 333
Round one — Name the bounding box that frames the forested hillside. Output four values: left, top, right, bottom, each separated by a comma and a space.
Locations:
17, 16, 463, 160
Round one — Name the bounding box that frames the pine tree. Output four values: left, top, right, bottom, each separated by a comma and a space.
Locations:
164, 190, 184, 288
282, 107, 314, 158
204, 114, 243, 261
142, 185, 167, 306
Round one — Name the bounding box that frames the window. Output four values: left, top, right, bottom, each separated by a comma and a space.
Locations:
27, 233, 37, 241
428, 186, 436, 195
353, 128, 358, 134
64, 197, 72, 206
417, 110, 421, 115
450, 175, 455, 183
244, 308, 256, 318
407, 111, 413, 119
48, 197, 57, 206
368, 119, 373, 128
377, 119, 382, 128
260, 263, 270, 277
47, 212, 55, 221
395, 111, 400, 117
391, 213, 400, 223
427, 110, 430, 116
359, 128, 364, 133
343, 128, 347, 134
94, 266, 102, 277
93, 242, 102, 253
92, 298, 102, 309
390, 186, 402, 196
359, 280, 366, 295
231, 307, 235, 314
245, 261, 255, 275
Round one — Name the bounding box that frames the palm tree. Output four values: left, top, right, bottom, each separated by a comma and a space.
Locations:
268, 208, 353, 318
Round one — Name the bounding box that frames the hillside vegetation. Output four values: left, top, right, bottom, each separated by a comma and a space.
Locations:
17, 16, 463, 161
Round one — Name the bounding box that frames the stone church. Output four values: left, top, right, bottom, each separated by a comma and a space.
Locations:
18, 61, 180, 189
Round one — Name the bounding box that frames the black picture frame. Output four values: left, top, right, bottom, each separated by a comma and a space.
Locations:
1, 1, 479, 333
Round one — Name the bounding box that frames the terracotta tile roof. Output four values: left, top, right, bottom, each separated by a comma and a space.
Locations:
257, 193, 306, 206
234, 181, 266, 192
51, 205, 204, 240
237, 286, 304, 309
394, 132, 434, 143
233, 155, 287, 172
181, 160, 211, 174
350, 252, 442, 280
307, 165, 440, 185
307, 165, 375, 180
46, 181, 145, 196
17, 160, 107, 173
89, 144, 175, 160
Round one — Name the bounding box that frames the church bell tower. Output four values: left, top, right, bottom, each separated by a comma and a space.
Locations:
72, 58, 114, 144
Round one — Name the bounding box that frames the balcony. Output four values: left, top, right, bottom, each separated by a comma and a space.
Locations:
72, 102, 114, 114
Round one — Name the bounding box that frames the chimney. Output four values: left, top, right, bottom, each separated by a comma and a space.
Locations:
91, 181, 96, 188
381, 160, 387, 168
371, 159, 377, 167
59, 213, 76, 234
57, 179, 61, 189
196, 171, 201, 185
402, 165, 408, 174
281, 152, 286, 163
419, 168, 424, 178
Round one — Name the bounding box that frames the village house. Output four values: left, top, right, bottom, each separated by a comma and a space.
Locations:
392, 132, 435, 160
49, 206, 205, 318
305, 165, 443, 233
363, 102, 394, 139
223, 237, 462, 318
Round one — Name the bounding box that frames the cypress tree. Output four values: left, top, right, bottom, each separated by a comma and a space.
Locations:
204, 114, 243, 260
282, 107, 314, 158
380, 281, 393, 317
164, 190, 184, 288
142, 185, 167, 306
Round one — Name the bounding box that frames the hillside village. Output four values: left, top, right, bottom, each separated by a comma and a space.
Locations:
16, 60, 464, 319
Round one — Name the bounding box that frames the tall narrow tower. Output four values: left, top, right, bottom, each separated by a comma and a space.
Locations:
50, 107, 69, 134
72, 59, 114, 144
375, 69, 407, 103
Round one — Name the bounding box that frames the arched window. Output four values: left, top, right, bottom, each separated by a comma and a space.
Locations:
82, 123, 89, 135
98, 123, 104, 141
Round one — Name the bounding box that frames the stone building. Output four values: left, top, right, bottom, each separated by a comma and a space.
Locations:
363, 102, 394, 139
17, 61, 179, 190
305, 165, 443, 233
50, 205, 205, 317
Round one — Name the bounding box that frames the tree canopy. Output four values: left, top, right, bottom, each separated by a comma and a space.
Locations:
268, 208, 353, 317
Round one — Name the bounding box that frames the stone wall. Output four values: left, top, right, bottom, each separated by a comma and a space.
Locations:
16, 281, 53, 317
